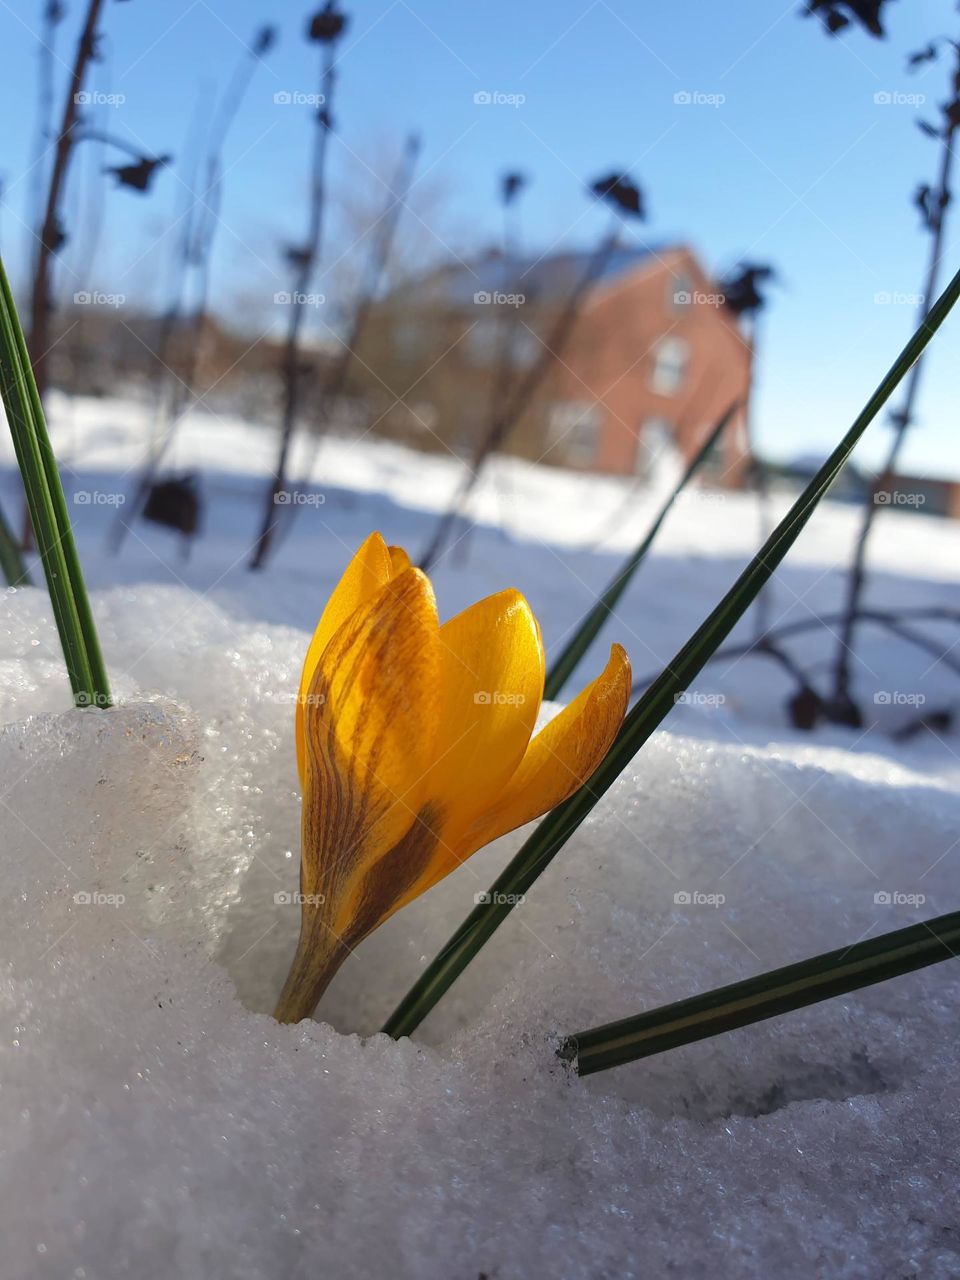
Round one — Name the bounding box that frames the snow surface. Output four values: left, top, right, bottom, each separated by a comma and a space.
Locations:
0, 395, 959, 1278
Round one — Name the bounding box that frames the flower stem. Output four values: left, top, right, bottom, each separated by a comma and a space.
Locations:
273, 922, 349, 1024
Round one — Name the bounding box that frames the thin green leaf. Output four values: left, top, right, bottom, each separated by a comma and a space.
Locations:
382, 261, 960, 1041
0, 254, 110, 708
558, 908, 960, 1075
544, 400, 740, 701
0, 496, 31, 586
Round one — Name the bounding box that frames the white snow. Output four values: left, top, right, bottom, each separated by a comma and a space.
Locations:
0, 395, 958, 1278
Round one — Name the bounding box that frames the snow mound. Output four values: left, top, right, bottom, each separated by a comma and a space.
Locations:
0, 584, 958, 1279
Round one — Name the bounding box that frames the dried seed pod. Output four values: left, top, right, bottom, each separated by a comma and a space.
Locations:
308, 2, 348, 44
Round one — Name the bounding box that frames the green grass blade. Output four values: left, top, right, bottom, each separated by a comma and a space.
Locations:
544, 400, 740, 701
0, 496, 31, 586
558, 909, 960, 1075
0, 254, 110, 708
382, 262, 960, 1040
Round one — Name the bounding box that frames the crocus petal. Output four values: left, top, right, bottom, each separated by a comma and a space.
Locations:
425, 590, 544, 844
388, 544, 412, 575
406, 645, 630, 900
468, 643, 630, 850
296, 532, 393, 783
300, 568, 441, 940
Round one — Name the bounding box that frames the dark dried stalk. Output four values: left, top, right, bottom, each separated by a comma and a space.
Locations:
28, 0, 104, 405
109, 31, 274, 554
418, 223, 619, 572
249, 40, 340, 570
264, 134, 422, 561
832, 41, 960, 714
21, 0, 104, 551
449, 174, 528, 566
629, 605, 960, 697
26, 2, 64, 279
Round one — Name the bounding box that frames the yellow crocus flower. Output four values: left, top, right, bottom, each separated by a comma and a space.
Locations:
274, 532, 631, 1023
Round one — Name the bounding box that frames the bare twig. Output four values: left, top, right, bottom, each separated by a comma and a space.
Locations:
250, 5, 348, 571
108, 27, 275, 554
629, 605, 960, 698
28, 0, 104, 403
265, 133, 422, 560
418, 219, 619, 572
831, 38, 960, 716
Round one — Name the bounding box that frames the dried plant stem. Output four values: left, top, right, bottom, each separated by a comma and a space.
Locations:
629, 605, 960, 697
265, 134, 422, 561
22, 0, 104, 551
28, 0, 104, 405
832, 44, 959, 711
249, 43, 338, 571
110, 36, 272, 554
418, 225, 619, 572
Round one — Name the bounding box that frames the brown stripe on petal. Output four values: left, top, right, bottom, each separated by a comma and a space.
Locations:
300, 609, 402, 901
343, 803, 442, 947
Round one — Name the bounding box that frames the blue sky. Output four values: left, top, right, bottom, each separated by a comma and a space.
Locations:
0, 0, 957, 476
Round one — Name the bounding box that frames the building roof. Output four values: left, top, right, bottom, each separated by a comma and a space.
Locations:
412, 244, 679, 307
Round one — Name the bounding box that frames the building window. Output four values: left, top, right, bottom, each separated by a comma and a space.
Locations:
549, 401, 603, 466
466, 316, 538, 369
650, 336, 689, 396
635, 417, 675, 477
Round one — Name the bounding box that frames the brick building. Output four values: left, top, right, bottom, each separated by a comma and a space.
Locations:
365, 243, 753, 486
